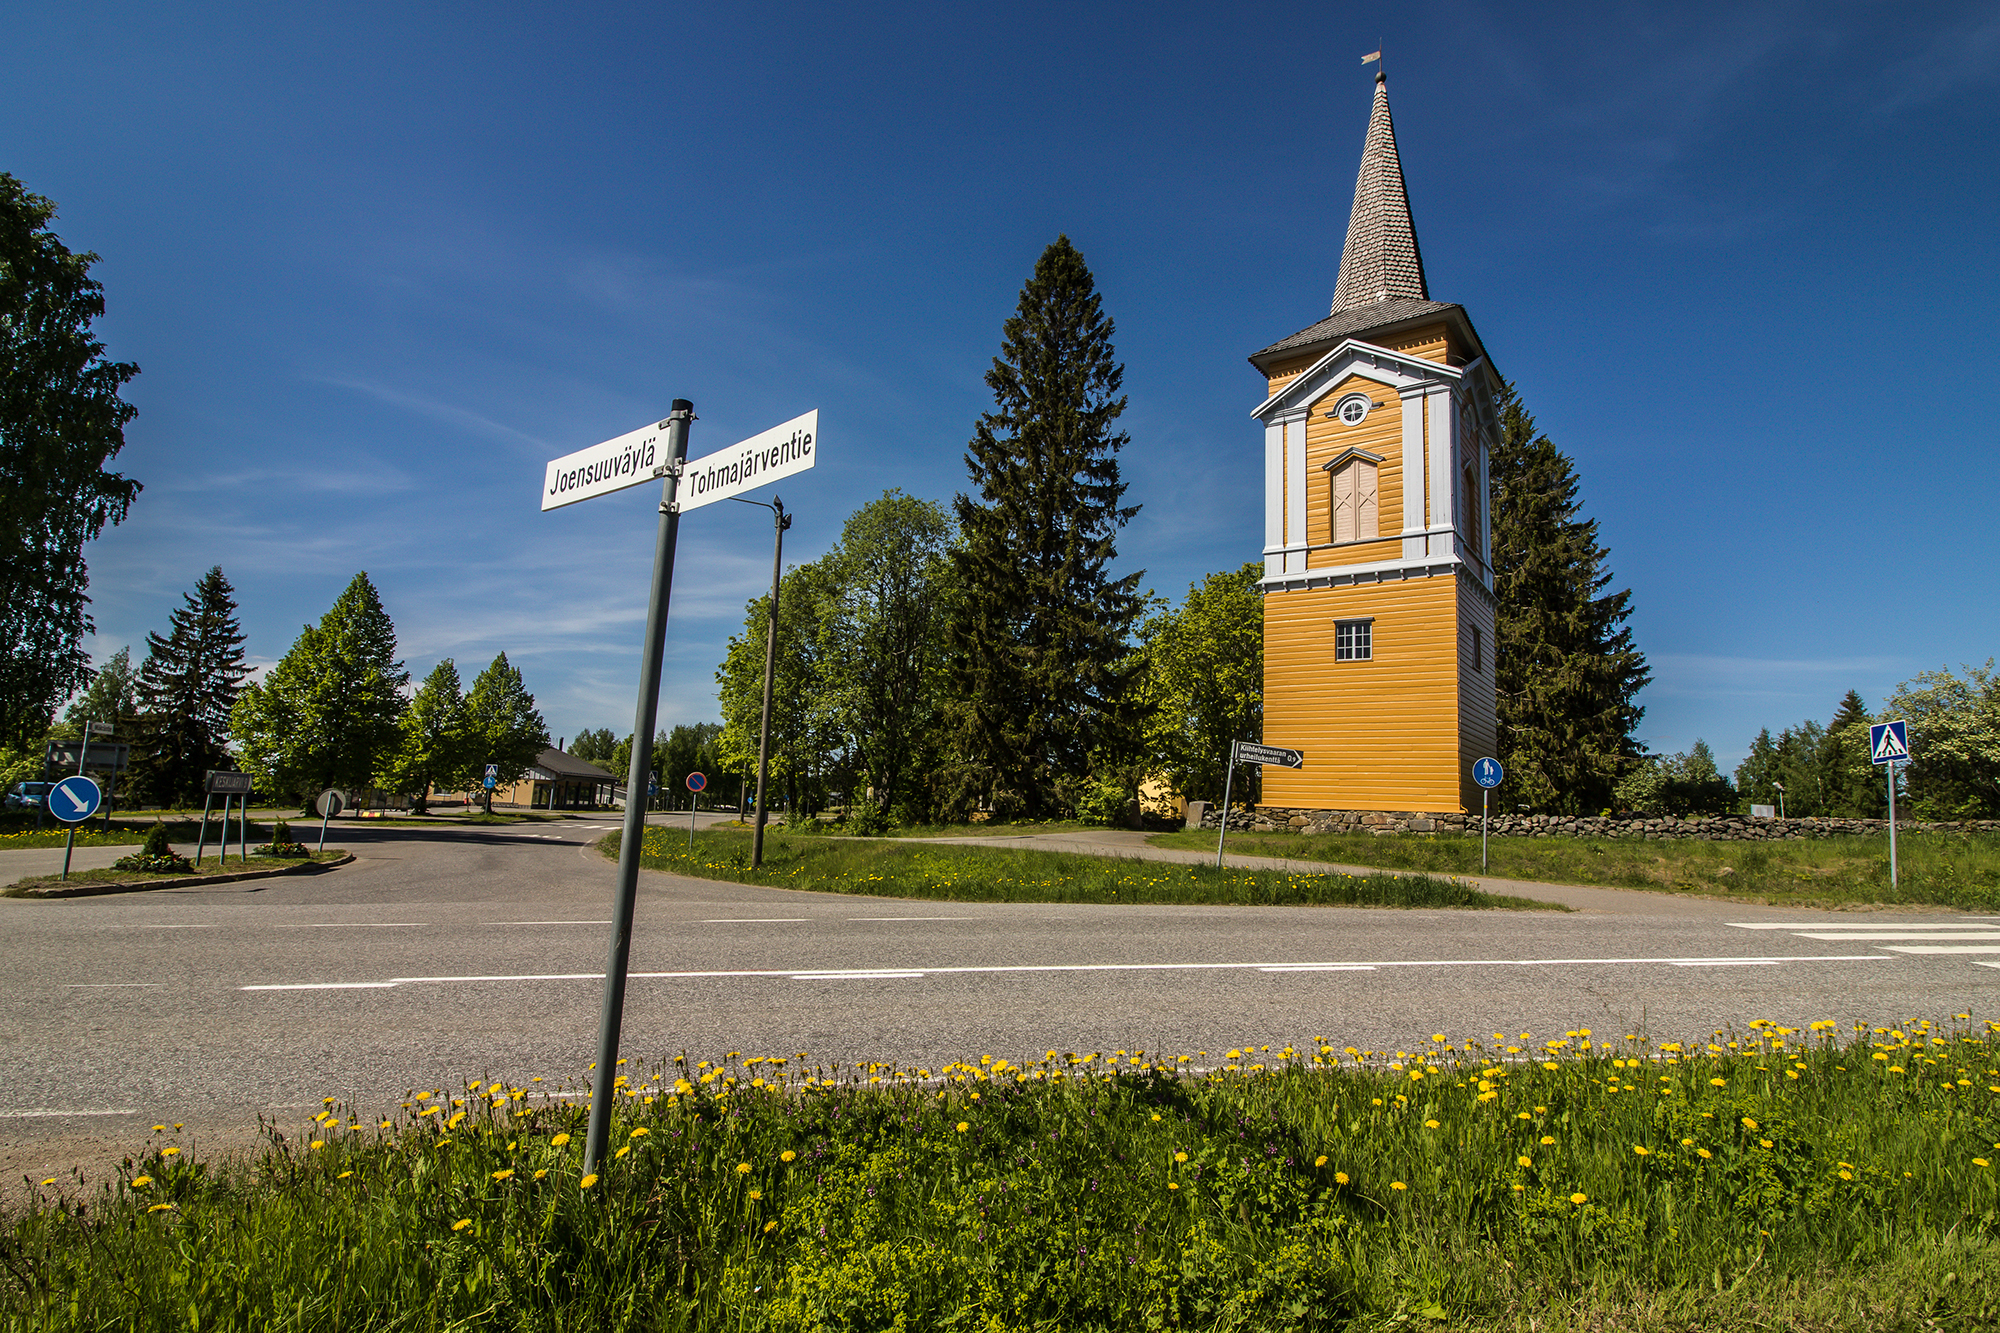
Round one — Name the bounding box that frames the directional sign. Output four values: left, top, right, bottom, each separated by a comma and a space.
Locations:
1869, 720, 1909, 766
484, 763, 499, 790
87, 721, 115, 736
204, 770, 254, 795
675, 410, 817, 512
1473, 757, 1504, 789
686, 772, 708, 792
49, 775, 102, 824
1233, 741, 1305, 769
541, 416, 672, 511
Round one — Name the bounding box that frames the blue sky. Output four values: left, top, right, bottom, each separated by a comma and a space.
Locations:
6, 1, 1997, 771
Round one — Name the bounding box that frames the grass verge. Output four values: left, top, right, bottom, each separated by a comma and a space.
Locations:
6, 1018, 1997, 1330
613, 827, 1559, 909
3, 851, 347, 896
1150, 827, 2000, 911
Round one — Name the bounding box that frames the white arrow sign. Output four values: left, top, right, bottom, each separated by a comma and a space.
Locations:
676, 410, 817, 512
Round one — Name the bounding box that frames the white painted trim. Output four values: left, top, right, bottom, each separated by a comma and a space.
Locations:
1264, 420, 1284, 579
1427, 390, 1457, 555
1284, 412, 1308, 573
1249, 337, 1462, 421
1259, 554, 1465, 594
1399, 383, 1428, 560
1320, 446, 1385, 471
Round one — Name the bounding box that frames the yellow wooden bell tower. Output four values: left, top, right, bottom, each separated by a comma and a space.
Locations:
1249, 70, 1500, 815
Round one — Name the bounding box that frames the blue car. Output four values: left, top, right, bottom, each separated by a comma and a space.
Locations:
5, 781, 52, 810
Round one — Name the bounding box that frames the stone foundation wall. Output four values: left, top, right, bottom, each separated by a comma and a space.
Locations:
1192, 804, 2000, 841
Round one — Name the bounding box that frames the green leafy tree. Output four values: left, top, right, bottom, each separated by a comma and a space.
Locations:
946, 235, 1144, 819
818, 490, 956, 821
1137, 562, 1264, 806
130, 566, 250, 806
0, 174, 142, 749
60, 644, 138, 737
230, 573, 408, 802
1490, 382, 1649, 813
658, 723, 723, 807
1615, 739, 1734, 815
376, 659, 472, 814
716, 559, 845, 820
464, 652, 550, 813
1886, 660, 2000, 819
569, 728, 618, 765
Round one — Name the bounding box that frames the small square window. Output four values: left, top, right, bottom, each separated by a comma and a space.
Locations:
1335, 619, 1372, 662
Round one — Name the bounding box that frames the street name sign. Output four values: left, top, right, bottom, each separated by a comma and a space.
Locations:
1869, 720, 1909, 765
675, 410, 817, 512
542, 417, 672, 511
50, 775, 102, 824
1473, 757, 1504, 789
1233, 741, 1305, 769
204, 770, 254, 795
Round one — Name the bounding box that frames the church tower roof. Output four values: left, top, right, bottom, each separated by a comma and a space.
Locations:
1328, 71, 1428, 313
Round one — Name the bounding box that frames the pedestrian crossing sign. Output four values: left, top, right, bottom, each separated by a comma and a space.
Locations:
1869, 720, 1908, 766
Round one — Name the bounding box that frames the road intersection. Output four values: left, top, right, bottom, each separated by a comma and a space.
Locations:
4, 817, 1993, 1184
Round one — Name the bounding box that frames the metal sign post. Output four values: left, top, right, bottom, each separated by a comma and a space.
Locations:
1214, 741, 1306, 869
1869, 721, 1909, 892
316, 789, 344, 853
49, 775, 102, 880
1472, 758, 1504, 873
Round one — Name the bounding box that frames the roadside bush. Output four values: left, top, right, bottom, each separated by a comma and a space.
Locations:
110, 822, 194, 874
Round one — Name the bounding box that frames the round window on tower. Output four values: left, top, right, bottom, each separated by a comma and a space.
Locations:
1333, 394, 1372, 426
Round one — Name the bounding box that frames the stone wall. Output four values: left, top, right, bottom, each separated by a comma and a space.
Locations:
1195, 804, 2000, 841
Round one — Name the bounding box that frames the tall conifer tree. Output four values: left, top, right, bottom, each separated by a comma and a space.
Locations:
131, 566, 249, 805
946, 236, 1143, 818
1490, 382, 1649, 813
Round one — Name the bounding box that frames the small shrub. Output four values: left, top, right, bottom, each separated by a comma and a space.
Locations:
111, 822, 194, 874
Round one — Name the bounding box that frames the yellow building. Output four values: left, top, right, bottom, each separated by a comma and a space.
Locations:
1248, 70, 1499, 817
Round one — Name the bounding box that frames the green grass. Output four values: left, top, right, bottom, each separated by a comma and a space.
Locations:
1150, 827, 2000, 911
613, 827, 1560, 909
7, 1018, 1999, 1330
798, 814, 1107, 838
3, 850, 347, 896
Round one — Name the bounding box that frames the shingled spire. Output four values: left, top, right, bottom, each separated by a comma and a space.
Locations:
1329, 71, 1428, 314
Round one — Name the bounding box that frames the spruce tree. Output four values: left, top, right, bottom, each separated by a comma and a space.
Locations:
1490, 382, 1649, 813
464, 652, 549, 813
946, 236, 1143, 818
131, 566, 249, 805
231, 572, 407, 801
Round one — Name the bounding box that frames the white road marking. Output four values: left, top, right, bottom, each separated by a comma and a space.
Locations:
485, 920, 613, 926
1797, 931, 2000, 941
239, 953, 1890, 991
848, 916, 978, 922
1728, 922, 1933, 930
702, 917, 809, 923
273, 923, 425, 929
1258, 964, 1377, 972
65, 983, 162, 988
793, 971, 925, 980
138, 924, 216, 929
0, 1108, 137, 1118
1670, 959, 1782, 967
1881, 945, 2000, 955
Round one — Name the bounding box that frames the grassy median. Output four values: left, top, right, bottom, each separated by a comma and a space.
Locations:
611, 827, 1558, 910
1150, 827, 2000, 911
7, 1018, 1998, 1330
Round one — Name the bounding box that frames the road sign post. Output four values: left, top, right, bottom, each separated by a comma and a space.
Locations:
1870, 720, 1909, 890
49, 775, 102, 880
1472, 757, 1504, 872
1214, 741, 1306, 869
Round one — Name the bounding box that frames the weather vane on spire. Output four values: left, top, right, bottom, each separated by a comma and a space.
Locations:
1363, 48, 1383, 79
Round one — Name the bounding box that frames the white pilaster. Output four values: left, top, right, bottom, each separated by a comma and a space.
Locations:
1283, 412, 1309, 573
1426, 389, 1458, 558
1398, 386, 1428, 561
1263, 420, 1285, 579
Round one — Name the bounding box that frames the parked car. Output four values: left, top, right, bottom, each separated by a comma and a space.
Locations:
5, 781, 52, 810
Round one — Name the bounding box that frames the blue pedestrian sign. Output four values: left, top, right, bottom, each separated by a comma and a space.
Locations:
1869, 720, 1909, 766
483, 763, 499, 790
49, 774, 103, 824
1473, 757, 1505, 789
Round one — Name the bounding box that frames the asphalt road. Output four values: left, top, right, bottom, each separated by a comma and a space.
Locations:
4, 817, 1995, 1185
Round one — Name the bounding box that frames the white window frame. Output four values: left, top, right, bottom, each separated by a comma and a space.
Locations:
1334, 618, 1373, 662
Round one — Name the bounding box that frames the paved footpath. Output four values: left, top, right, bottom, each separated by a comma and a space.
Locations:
4, 818, 1993, 1192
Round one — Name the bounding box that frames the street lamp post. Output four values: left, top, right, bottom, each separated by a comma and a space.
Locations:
733, 495, 792, 869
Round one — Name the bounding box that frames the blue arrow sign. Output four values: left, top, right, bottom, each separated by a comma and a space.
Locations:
1473, 757, 1505, 789
1869, 720, 1909, 766
50, 774, 103, 823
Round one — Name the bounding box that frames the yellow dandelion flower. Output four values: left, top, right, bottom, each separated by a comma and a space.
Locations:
1760, 1139, 1773, 1149
748, 1189, 762, 1200
1709, 1078, 1726, 1087
160, 1147, 180, 1157
1516, 1112, 1531, 1120
1335, 1172, 1350, 1185
337, 1171, 353, 1179
1314, 1155, 1327, 1168
614, 1146, 631, 1160
956, 1122, 969, 1133
1390, 1181, 1408, 1191
130, 1176, 152, 1188
1697, 1149, 1713, 1160
1540, 1136, 1555, 1146
763, 1220, 778, 1233
492, 1169, 513, 1181
1167, 1181, 1179, 1191
452, 1219, 471, 1231
39, 1178, 54, 1186
309, 1140, 325, 1150
551, 1133, 572, 1147
1741, 1117, 1759, 1130
580, 1173, 599, 1189
1570, 1193, 1588, 1205
148, 1202, 175, 1213
629, 1127, 650, 1139
534, 1169, 547, 1180
1175, 1151, 1188, 1163
1838, 1169, 1853, 1180
1424, 1119, 1440, 1128
780, 1150, 796, 1163
1633, 1146, 1649, 1156
1977, 1158, 1992, 1168
1518, 1155, 1533, 1168
736, 1162, 753, 1175
447, 1112, 467, 1129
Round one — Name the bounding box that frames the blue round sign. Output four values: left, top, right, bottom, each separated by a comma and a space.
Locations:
1473, 757, 1505, 790
685, 771, 708, 792
49, 774, 103, 823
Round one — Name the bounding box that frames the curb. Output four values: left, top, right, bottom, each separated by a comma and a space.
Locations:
5, 854, 355, 900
